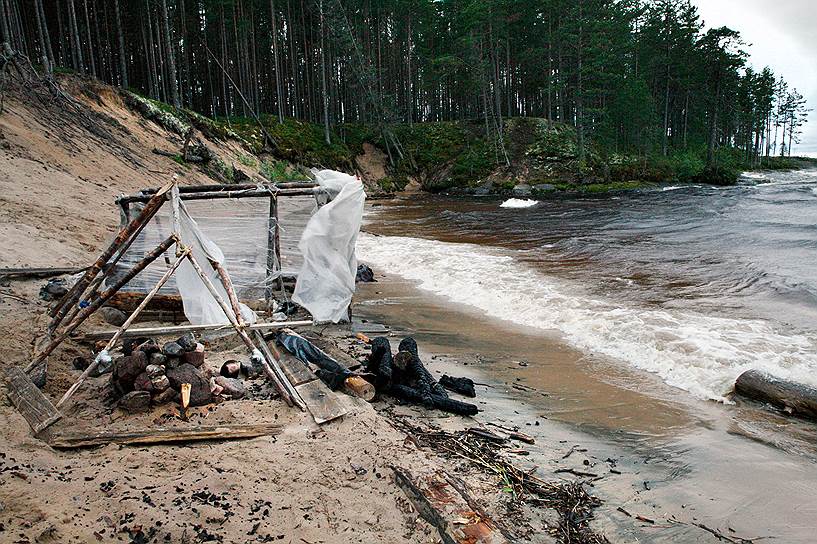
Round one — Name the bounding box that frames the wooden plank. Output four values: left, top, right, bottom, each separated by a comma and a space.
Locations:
80, 320, 314, 341
392, 467, 512, 544
47, 423, 282, 449
295, 379, 347, 425
278, 353, 316, 386
2, 367, 63, 433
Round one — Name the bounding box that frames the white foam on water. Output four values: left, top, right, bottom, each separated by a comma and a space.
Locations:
662, 185, 701, 192
500, 198, 538, 209
357, 234, 817, 401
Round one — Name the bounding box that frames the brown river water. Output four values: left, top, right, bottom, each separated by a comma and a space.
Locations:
353, 171, 817, 542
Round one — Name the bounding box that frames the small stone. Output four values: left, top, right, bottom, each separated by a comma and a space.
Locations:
152, 387, 178, 405
533, 183, 556, 193
145, 364, 165, 379
89, 355, 114, 378
182, 343, 205, 367
150, 375, 170, 392
214, 376, 246, 399
166, 363, 212, 406
119, 391, 151, 413
133, 372, 154, 393
512, 184, 532, 196
99, 307, 128, 327
240, 359, 263, 379
176, 333, 197, 352
112, 351, 148, 394
149, 352, 167, 366
123, 337, 150, 356
134, 339, 160, 356
162, 341, 184, 358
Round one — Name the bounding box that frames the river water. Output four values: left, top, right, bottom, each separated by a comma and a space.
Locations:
354, 168, 817, 541
358, 169, 817, 403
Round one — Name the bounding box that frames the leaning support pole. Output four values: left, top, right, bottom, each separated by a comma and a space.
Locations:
254, 329, 305, 411
25, 236, 178, 374
56, 248, 190, 409
185, 253, 294, 406
49, 182, 171, 330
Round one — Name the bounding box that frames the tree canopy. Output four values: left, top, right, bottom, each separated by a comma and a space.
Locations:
3, 0, 810, 166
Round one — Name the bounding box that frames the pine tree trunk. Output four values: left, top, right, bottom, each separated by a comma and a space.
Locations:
36, 0, 55, 66
161, 0, 180, 108
271, 0, 284, 123
67, 0, 85, 74
82, 0, 96, 77
319, 0, 331, 144
576, 0, 585, 165
0, 0, 11, 45
114, 0, 128, 87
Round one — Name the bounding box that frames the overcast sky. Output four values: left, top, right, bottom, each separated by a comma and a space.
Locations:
693, 0, 816, 155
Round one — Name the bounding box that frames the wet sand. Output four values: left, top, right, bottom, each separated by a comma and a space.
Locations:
354, 264, 817, 542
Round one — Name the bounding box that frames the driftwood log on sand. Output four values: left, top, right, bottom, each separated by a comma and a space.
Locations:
735, 370, 817, 420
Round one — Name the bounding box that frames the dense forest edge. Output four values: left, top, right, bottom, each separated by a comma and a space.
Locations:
2, 0, 814, 193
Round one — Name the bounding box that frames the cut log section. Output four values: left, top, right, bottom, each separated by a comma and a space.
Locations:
2, 367, 63, 433
47, 424, 281, 449
392, 467, 512, 544
735, 370, 817, 421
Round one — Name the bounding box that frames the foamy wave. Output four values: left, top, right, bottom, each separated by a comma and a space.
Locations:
357, 234, 817, 401
500, 198, 538, 208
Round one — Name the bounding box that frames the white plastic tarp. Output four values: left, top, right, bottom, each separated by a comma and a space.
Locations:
175, 202, 257, 326
293, 170, 366, 323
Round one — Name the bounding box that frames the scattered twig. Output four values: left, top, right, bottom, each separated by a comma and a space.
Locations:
390, 415, 609, 544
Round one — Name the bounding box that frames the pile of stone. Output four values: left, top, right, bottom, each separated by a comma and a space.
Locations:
111, 333, 247, 413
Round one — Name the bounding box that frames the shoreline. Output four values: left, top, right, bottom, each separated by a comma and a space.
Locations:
353, 223, 817, 543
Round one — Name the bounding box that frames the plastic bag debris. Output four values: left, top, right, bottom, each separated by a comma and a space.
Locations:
293, 170, 366, 323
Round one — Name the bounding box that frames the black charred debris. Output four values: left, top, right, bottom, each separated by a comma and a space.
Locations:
367, 336, 478, 416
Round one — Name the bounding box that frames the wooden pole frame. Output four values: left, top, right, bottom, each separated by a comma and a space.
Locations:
17, 180, 315, 428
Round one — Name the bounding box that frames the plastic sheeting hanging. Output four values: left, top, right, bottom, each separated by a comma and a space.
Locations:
174, 202, 258, 326
293, 170, 366, 323
114, 193, 317, 303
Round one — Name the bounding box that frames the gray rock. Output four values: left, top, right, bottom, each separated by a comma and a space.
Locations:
240, 359, 263, 379
112, 351, 148, 394
118, 391, 151, 413
533, 183, 556, 193
145, 364, 165, 379
473, 180, 494, 196
134, 339, 160, 356
512, 184, 532, 196
99, 307, 128, 327
149, 352, 167, 366
162, 341, 184, 358
150, 375, 170, 392
152, 387, 178, 405
214, 376, 246, 399
176, 333, 197, 352
166, 363, 213, 406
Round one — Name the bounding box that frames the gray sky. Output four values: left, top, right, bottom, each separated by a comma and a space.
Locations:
693, 0, 817, 155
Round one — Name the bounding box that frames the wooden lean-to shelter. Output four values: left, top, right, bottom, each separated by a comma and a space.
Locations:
7, 178, 360, 437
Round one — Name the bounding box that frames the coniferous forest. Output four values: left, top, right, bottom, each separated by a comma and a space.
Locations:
2, 0, 812, 187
